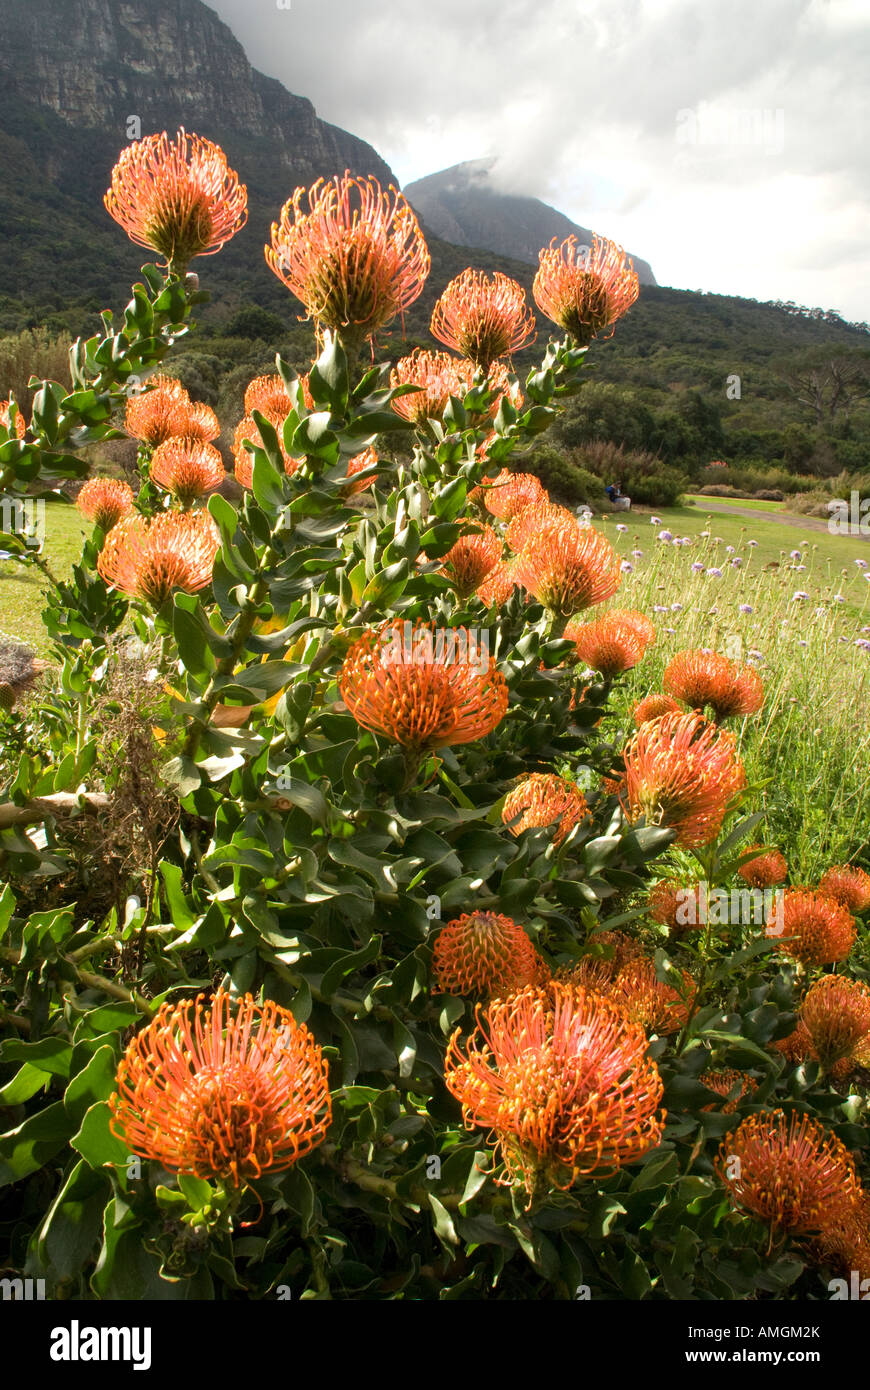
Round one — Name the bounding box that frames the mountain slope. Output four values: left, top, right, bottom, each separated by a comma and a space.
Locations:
405, 158, 656, 284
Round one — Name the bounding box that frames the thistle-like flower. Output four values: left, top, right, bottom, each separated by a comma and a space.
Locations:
75, 478, 136, 532
533, 235, 640, 347
97, 511, 220, 604
0, 640, 48, 711
701, 1069, 757, 1113
125, 375, 190, 446
339, 621, 508, 752
430, 269, 535, 371
150, 439, 225, 504
632, 693, 681, 726
109, 991, 331, 1184
475, 559, 516, 608
716, 1110, 860, 1237
244, 374, 295, 423
504, 501, 576, 553
481, 470, 548, 523
104, 128, 248, 268
513, 521, 622, 622
664, 649, 764, 722
389, 349, 475, 425
738, 845, 788, 889
799, 975, 870, 1073
767, 888, 856, 967
621, 710, 745, 848
440, 523, 502, 598
265, 173, 430, 345
502, 772, 589, 846
432, 912, 549, 997
444, 982, 664, 1200
817, 865, 870, 912
564, 609, 655, 677
648, 878, 704, 935
342, 446, 379, 498
607, 958, 694, 1035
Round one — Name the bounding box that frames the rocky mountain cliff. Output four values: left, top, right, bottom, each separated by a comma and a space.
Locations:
406, 159, 656, 285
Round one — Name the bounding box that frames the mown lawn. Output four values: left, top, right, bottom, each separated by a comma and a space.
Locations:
0, 501, 88, 654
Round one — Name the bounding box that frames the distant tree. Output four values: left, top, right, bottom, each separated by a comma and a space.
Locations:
777, 349, 870, 426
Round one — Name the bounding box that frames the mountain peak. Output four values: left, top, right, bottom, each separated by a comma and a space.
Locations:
405, 159, 656, 284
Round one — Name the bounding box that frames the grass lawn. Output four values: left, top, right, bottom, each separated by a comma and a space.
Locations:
683, 493, 795, 514
0, 501, 88, 654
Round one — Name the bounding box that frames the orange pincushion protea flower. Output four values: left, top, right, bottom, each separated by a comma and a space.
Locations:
390, 349, 475, 425
632, 693, 680, 726
233, 416, 301, 488
738, 845, 788, 889
799, 975, 870, 1072
505, 501, 576, 553
513, 521, 622, 621
481, 470, 548, 523
716, 1110, 860, 1236
430, 269, 536, 371
97, 510, 220, 604
432, 912, 549, 998
818, 865, 870, 912
564, 609, 655, 678
664, 649, 764, 722
104, 128, 248, 267
440, 523, 502, 597
342, 446, 378, 498
814, 1192, 870, 1282
76, 478, 136, 532
621, 710, 745, 848
0, 399, 25, 437
607, 958, 694, 1035
265, 174, 430, 343
125, 375, 189, 445
444, 981, 664, 1199
561, 930, 646, 991
339, 621, 508, 752
533, 234, 640, 347
767, 888, 856, 967
109, 991, 331, 1184
150, 438, 225, 503
701, 1069, 757, 1113
648, 879, 703, 935
244, 374, 294, 422
476, 559, 516, 607
175, 400, 220, 442
502, 772, 589, 846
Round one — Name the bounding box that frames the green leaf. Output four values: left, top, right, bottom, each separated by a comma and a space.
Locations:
0, 1102, 75, 1187
70, 1101, 131, 1170
63, 1045, 118, 1126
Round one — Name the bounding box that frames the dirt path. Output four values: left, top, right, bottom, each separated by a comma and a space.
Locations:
688, 500, 870, 538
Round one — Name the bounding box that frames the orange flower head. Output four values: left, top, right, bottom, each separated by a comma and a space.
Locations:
444, 981, 664, 1199
265, 173, 430, 342
799, 975, 870, 1072
339, 621, 508, 752
430, 269, 536, 371
514, 520, 622, 620
390, 349, 475, 425
109, 991, 331, 1184
633, 693, 681, 727
648, 879, 704, 935
738, 845, 788, 889
125, 375, 190, 446
818, 865, 870, 912
502, 772, 589, 846
505, 500, 576, 553
476, 559, 516, 608
621, 710, 745, 848
560, 931, 646, 991
716, 1110, 860, 1236
533, 234, 640, 347
150, 438, 225, 503
104, 128, 248, 267
608, 957, 695, 1035
814, 1192, 870, 1282
565, 608, 655, 678
96, 510, 220, 605
439, 522, 502, 598
664, 648, 765, 722
172, 400, 220, 442
0, 399, 25, 438
482, 469, 548, 523
701, 1069, 757, 1113
432, 912, 549, 998
244, 374, 295, 423
76, 478, 136, 532
343, 446, 378, 498
233, 415, 301, 488
768, 888, 856, 967
772, 1022, 814, 1068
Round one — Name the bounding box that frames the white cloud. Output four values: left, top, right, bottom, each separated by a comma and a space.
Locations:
208, 0, 870, 319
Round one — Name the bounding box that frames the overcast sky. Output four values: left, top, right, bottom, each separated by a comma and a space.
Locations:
209, 0, 870, 321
